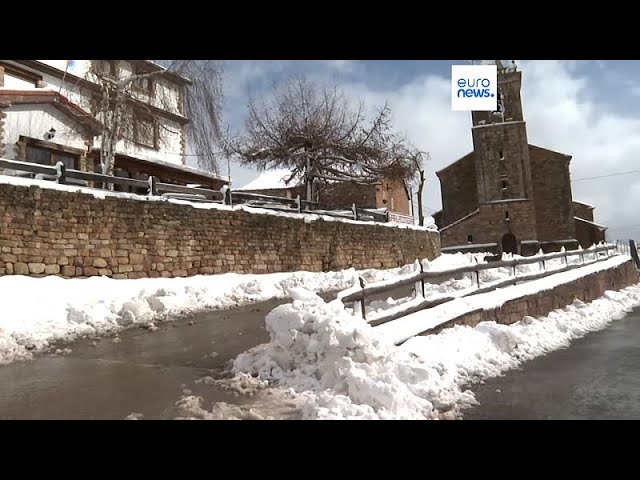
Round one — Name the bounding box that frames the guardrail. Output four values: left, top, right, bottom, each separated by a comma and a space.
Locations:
338, 243, 621, 326
0, 157, 402, 223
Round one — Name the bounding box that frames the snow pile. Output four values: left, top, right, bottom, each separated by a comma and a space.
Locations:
231, 282, 640, 420
0, 265, 405, 365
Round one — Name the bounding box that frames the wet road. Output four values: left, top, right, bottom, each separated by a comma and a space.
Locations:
464, 307, 640, 420
0, 283, 412, 420
0, 297, 293, 420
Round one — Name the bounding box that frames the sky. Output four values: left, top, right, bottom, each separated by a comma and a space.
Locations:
216, 60, 640, 240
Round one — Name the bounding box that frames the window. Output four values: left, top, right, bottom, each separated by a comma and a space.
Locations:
93, 60, 118, 78
502, 181, 507, 190
26, 145, 78, 170
131, 63, 155, 97
133, 116, 159, 149
468, 235, 473, 243
499, 150, 504, 159
505, 211, 510, 220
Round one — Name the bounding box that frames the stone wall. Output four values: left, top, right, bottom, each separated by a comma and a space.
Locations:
575, 218, 606, 249
573, 202, 594, 222
424, 259, 639, 336
530, 145, 576, 243
471, 121, 533, 203
375, 178, 411, 216
440, 200, 537, 250
0, 182, 440, 279
437, 152, 478, 226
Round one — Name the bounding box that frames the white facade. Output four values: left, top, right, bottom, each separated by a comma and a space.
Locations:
2, 60, 187, 167
3, 105, 89, 160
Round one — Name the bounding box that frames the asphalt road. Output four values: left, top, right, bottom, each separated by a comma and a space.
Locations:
0, 297, 290, 420
463, 306, 640, 420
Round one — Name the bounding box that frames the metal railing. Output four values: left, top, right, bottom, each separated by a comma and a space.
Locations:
339, 243, 622, 326
1, 157, 397, 223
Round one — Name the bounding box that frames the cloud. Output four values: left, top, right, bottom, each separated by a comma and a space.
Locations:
224, 60, 639, 239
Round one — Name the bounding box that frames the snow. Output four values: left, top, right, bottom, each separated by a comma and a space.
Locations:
230, 259, 640, 419
439, 209, 479, 232
0, 265, 406, 365
574, 216, 607, 230
235, 168, 302, 191
375, 255, 628, 345
472, 120, 525, 129
0, 174, 437, 232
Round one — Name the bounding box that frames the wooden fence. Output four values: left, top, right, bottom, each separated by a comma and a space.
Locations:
338, 243, 621, 326
0, 158, 395, 222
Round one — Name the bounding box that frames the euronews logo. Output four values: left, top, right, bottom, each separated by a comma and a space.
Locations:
451, 64, 497, 111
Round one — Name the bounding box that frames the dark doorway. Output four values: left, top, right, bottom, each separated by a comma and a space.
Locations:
502, 233, 517, 254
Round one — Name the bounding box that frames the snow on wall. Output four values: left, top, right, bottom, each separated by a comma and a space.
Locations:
2, 105, 89, 160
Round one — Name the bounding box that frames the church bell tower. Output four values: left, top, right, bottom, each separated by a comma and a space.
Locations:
470, 60, 534, 205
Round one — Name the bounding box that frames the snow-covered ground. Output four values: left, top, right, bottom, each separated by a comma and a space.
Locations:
0, 265, 410, 365
195, 255, 640, 420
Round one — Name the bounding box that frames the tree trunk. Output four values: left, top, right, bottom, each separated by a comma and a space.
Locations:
305, 152, 314, 203
417, 168, 425, 226
100, 84, 125, 188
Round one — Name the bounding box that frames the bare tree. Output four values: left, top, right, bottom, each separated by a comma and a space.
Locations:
225, 76, 421, 202
86, 60, 223, 178
407, 151, 429, 226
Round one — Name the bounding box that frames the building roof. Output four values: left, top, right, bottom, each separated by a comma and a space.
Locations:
575, 216, 607, 231
91, 148, 229, 183
236, 168, 303, 191
573, 200, 594, 209
0, 89, 102, 135
437, 143, 572, 178
528, 143, 572, 160
436, 151, 475, 176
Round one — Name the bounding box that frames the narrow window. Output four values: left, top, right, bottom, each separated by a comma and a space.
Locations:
467, 235, 473, 243
502, 180, 507, 190
505, 211, 510, 220
499, 150, 504, 159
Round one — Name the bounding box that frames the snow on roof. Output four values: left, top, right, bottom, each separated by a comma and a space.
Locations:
575, 216, 607, 230
439, 209, 479, 232
573, 200, 594, 209
236, 169, 302, 191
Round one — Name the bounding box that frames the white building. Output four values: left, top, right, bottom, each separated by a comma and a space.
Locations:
0, 60, 228, 190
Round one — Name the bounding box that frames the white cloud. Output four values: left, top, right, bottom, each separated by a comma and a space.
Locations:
224, 60, 640, 239
321, 60, 360, 74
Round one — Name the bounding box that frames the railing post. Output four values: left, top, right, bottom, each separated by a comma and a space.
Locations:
147, 176, 157, 196
359, 276, 366, 320
296, 195, 302, 213
352, 203, 358, 221
224, 188, 233, 206
541, 258, 546, 271
55, 161, 66, 184
413, 259, 424, 299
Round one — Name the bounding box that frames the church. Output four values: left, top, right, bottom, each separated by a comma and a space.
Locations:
432, 60, 607, 255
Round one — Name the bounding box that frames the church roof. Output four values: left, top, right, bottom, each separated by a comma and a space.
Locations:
573, 200, 594, 209
437, 143, 572, 177
436, 151, 475, 176
575, 216, 607, 231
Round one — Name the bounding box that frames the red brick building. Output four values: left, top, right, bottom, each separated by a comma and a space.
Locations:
433, 60, 606, 255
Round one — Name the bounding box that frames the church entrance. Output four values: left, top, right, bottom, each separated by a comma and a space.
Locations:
501, 233, 518, 254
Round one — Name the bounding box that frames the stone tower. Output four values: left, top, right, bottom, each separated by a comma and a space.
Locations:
435, 60, 600, 255
470, 60, 534, 204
